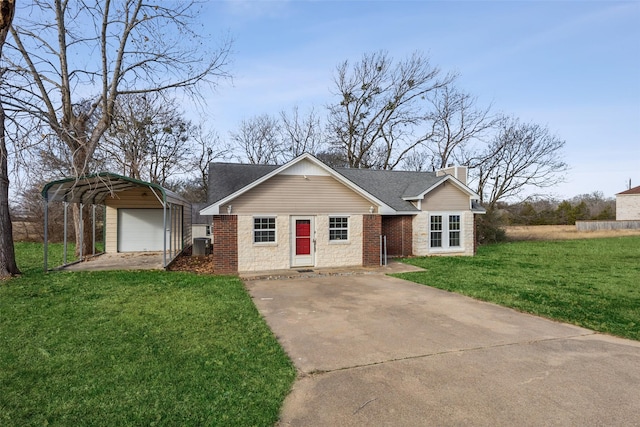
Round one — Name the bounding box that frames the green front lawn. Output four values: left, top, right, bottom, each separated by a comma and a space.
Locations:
397, 236, 640, 341
1, 243, 296, 426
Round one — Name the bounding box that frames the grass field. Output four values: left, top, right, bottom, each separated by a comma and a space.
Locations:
1, 243, 296, 426
397, 236, 640, 341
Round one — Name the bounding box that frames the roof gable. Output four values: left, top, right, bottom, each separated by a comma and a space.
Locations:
410, 174, 480, 200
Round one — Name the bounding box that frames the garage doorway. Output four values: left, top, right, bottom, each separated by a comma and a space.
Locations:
117, 208, 167, 252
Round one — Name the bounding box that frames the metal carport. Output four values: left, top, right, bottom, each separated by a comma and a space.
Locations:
42, 173, 192, 271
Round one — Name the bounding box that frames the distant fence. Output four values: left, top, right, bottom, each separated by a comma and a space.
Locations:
576, 220, 640, 231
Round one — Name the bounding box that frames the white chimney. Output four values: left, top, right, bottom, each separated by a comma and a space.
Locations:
436, 165, 468, 185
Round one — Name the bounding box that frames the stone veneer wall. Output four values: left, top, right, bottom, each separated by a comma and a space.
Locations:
212, 215, 238, 274
616, 194, 640, 221
237, 215, 290, 272
413, 211, 475, 256
362, 214, 381, 266
236, 215, 365, 272
315, 215, 363, 268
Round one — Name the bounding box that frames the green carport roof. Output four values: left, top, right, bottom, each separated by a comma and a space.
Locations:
41, 172, 189, 206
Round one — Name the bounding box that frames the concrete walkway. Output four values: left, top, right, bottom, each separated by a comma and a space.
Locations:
61, 252, 165, 271
246, 272, 640, 426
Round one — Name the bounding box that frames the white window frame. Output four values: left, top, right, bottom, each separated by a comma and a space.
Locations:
328, 215, 350, 243
429, 212, 463, 252
253, 216, 277, 245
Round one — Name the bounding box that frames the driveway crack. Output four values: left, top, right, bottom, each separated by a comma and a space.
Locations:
300, 331, 597, 376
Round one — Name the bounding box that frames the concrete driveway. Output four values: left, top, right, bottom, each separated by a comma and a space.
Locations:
246, 272, 640, 426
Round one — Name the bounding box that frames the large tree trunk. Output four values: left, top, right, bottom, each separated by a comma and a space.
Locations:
0, 0, 20, 278
0, 103, 20, 277
71, 202, 93, 259
70, 142, 95, 258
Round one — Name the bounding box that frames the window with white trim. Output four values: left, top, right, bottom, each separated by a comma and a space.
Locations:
329, 216, 349, 241
448, 215, 461, 247
430, 213, 462, 249
254, 217, 276, 243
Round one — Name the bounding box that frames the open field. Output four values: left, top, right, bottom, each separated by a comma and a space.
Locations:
398, 236, 640, 341
1, 243, 295, 426
505, 224, 640, 241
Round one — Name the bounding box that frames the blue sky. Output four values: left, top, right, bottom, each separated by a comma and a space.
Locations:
192, 0, 639, 200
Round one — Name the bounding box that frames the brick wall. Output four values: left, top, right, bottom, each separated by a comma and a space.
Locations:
362, 214, 381, 266
381, 215, 413, 256
212, 215, 238, 274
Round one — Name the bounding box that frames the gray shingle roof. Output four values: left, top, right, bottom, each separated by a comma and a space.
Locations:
208, 162, 278, 204
207, 159, 476, 213
334, 168, 444, 211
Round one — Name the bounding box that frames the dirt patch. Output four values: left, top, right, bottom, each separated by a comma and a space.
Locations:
505, 225, 640, 241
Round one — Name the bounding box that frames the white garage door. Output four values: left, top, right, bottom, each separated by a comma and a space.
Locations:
117, 209, 166, 252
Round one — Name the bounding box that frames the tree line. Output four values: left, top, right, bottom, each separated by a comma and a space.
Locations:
1, 1, 568, 276
501, 192, 615, 226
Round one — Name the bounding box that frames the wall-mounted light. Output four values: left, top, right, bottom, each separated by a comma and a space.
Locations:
227, 205, 232, 214
369, 206, 375, 214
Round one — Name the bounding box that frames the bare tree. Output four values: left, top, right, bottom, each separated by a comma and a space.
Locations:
279, 105, 325, 160
421, 86, 498, 169
0, 0, 19, 277
327, 50, 454, 169
471, 117, 567, 209
191, 126, 230, 200
4, 0, 231, 255
102, 94, 154, 180
401, 149, 432, 172
231, 114, 282, 165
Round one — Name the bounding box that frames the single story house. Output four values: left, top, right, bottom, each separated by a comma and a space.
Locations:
200, 153, 485, 274
42, 173, 192, 269
616, 185, 640, 220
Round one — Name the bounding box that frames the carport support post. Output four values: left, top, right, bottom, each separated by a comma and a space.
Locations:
79, 203, 84, 261
162, 202, 167, 267
102, 205, 106, 252
92, 204, 96, 256
63, 201, 68, 265
43, 197, 48, 272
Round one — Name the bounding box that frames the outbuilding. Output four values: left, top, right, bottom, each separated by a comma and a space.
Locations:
42, 173, 192, 270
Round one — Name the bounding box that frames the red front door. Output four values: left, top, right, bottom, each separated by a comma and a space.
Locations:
292, 217, 314, 267
296, 220, 311, 255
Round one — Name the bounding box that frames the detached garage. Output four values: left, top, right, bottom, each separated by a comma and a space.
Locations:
42, 173, 192, 270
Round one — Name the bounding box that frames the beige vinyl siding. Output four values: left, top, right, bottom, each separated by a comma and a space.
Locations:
104, 188, 165, 253
182, 203, 192, 248
422, 182, 470, 211
229, 175, 374, 215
